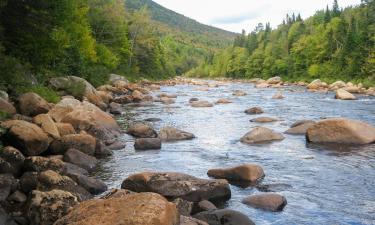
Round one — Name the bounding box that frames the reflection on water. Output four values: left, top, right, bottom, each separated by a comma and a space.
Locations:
94, 82, 375, 225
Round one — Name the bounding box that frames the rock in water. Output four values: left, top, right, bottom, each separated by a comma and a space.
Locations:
267, 76, 282, 84
191, 101, 213, 108
159, 127, 195, 141
335, 89, 357, 100
245, 107, 264, 115
127, 123, 157, 138
285, 120, 316, 135
134, 138, 162, 150
194, 209, 255, 225
27, 190, 78, 225
54, 192, 179, 225
207, 164, 264, 183
18, 92, 51, 117
216, 99, 233, 104
48, 98, 120, 141
1, 120, 50, 156
250, 117, 278, 123
272, 91, 284, 99
242, 193, 287, 212
233, 90, 247, 96
63, 149, 98, 172
306, 118, 375, 145
240, 127, 284, 144
121, 172, 231, 203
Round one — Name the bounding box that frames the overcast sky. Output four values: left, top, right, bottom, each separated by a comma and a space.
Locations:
153, 0, 361, 33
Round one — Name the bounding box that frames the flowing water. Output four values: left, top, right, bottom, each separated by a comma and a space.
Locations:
95, 81, 375, 225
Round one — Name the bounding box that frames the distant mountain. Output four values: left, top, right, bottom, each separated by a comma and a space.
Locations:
125, 0, 236, 49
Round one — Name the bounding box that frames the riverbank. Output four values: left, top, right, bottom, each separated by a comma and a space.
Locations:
0, 75, 375, 225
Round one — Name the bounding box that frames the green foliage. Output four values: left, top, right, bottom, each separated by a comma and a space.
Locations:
190, 0, 375, 86
28, 86, 61, 104
0, 111, 10, 121
64, 81, 87, 99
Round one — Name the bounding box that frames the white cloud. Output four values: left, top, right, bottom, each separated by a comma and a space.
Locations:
153, 0, 361, 33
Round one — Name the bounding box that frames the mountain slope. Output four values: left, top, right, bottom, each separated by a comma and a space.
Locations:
125, 0, 236, 49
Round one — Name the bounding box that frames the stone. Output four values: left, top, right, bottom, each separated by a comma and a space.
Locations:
107, 140, 126, 150
272, 91, 284, 99
50, 133, 96, 155
54, 192, 179, 225
109, 102, 122, 115
207, 164, 264, 183
97, 91, 113, 105
307, 79, 325, 89
306, 118, 375, 145
48, 98, 120, 141
19, 172, 38, 193
329, 80, 346, 90
240, 127, 284, 144
94, 140, 113, 157
113, 95, 132, 104
18, 92, 51, 117
173, 198, 193, 216
335, 89, 356, 100
7, 190, 27, 203
245, 107, 264, 115
233, 90, 247, 96
242, 193, 287, 212
109, 74, 128, 85
267, 76, 282, 84
255, 82, 270, 88
191, 101, 213, 108
33, 114, 60, 139
1, 120, 50, 156
49, 76, 106, 109
158, 93, 178, 98
11, 114, 33, 122
63, 149, 98, 172
193, 200, 217, 214
23, 156, 65, 173
0, 146, 25, 176
134, 138, 162, 150
68, 173, 107, 195
55, 123, 76, 136
285, 121, 316, 135
0, 174, 15, 201
0, 98, 17, 116
194, 209, 255, 225
250, 117, 278, 123
215, 99, 232, 104
121, 172, 231, 203
62, 162, 89, 177
160, 97, 175, 105
36, 170, 92, 201
291, 120, 316, 128
159, 127, 195, 141
127, 123, 157, 138
180, 216, 209, 225
132, 90, 144, 102
189, 98, 199, 103
27, 190, 78, 225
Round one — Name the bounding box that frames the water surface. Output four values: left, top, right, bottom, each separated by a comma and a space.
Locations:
95, 82, 375, 225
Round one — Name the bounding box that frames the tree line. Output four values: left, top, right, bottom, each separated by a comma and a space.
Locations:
188, 0, 375, 87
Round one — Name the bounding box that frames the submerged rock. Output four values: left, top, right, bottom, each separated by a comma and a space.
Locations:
127, 123, 157, 138
250, 117, 278, 123
272, 91, 284, 99
216, 98, 233, 104
134, 138, 162, 150
306, 118, 375, 145
207, 164, 264, 183
191, 101, 213, 108
1, 120, 50, 156
335, 89, 356, 100
233, 90, 247, 96
242, 193, 287, 212
159, 127, 195, 141
245, 107, 264, 115
54, 192, 179, 225
121, 172, 231, 203
240, 127, 284, 144
194, 209, 255, 225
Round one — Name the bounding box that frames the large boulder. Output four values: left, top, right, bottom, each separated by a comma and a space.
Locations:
242, 193, 287, 212
207, 164, 264, 183
285, 120, 316, 135
23, 156, 65, 173
191, 101, 213, 108
0, 146, 25, 176
48, 98, 120, 141
121, 172, 231, 203
1, 120, 50, 156
33, 114, 60, 139
329, 80, 346, 90
18, 92, 51, 117
50, 133, 96, 155
194, 209, 255, 225
0, 98, 17, 116
240, 127, 284, 144
63, 149, 98, 172
335, 89, 356, 100
134, 138, 162, 150
245, 107, 264, 115
159, 127, 195, 142
55, 123, 76, 136
49, 76, 106, 109
307, 79, 326, 90
54, 192, 179, 225
127, 123, 157, 138
306, 118, 375, 145
36, 170, 92, 201
68, 173, 107, 195
27, 190, 78, 225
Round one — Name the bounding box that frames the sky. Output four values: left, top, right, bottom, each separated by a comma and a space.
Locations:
153, 0, 361, 33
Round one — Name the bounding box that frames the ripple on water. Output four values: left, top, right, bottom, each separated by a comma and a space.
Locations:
95, 81, 375, 225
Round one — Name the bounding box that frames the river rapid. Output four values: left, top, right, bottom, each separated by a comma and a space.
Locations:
95, 81, 375, 225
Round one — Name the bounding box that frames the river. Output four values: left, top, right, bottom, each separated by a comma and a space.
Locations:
94, 81, 375, 225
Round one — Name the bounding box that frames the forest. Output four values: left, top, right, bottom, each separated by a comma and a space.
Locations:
188, 0, 375, 87
0, 0, 234, 99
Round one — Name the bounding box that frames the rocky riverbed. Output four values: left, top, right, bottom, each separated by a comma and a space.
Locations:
0, 75, 375, 225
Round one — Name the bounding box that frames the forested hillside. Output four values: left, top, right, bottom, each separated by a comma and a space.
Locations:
188, 0, 375, 87
0, 0, 234, 97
